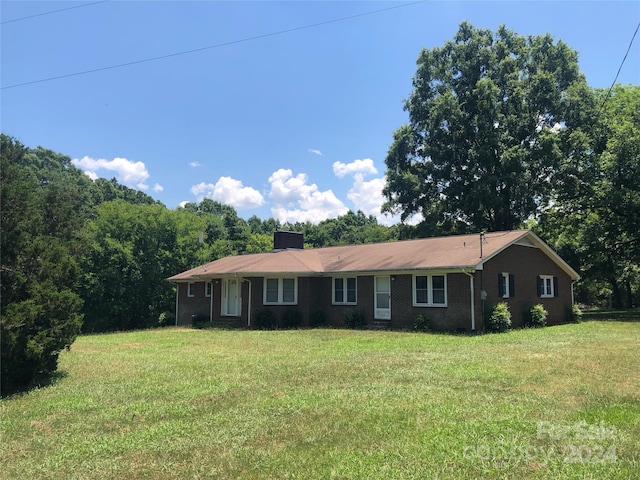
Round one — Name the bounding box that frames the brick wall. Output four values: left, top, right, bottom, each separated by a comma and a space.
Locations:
482, 244, 574, 327
175, 281, 211, 326
388, 273, 474, 331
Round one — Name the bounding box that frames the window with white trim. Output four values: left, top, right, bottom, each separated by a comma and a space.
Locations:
263, 277, 298, 305
538, 275, 556, 298
187, 282, 195, 297
205, 282, 212, 297
333, 277, 357, 304
499, 273, 515, 298
413, 274, 447, 306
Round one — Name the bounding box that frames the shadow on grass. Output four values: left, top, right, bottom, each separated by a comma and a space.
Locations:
1, 370, 69, 399
582, 309, 640, 322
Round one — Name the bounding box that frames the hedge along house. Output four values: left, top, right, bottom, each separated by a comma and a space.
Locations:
167, 230, 580, 331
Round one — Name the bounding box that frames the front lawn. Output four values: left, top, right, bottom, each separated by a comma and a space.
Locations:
1, 322, 638, 479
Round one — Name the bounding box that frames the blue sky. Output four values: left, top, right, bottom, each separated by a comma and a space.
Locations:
2, 1, 639, 225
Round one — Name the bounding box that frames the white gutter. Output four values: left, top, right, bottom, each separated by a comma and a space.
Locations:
462, 270, 476, 331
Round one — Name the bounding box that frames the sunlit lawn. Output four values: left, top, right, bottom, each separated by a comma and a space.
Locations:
1, 321, 639, 479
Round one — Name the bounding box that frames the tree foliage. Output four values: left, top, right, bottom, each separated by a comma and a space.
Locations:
1, 135, 85, 395
383, 22, 591, 233
538, 85, 640, 307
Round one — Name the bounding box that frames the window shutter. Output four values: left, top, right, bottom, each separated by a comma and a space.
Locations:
498, 273, 504, 297
509, 274, 515, 298
537, 276, 542, 297
553, 276, 559, 297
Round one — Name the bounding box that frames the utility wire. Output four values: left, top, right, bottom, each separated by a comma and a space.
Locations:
1, 1, 425, 90
1, 0, 109, 25
595, 20, 640, 117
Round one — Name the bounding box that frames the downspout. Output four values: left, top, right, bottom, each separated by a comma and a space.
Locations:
571, 279, 576, 306
209, 280, 214, 324
175, 284, 179, 327
243, 278, 252, 328
462, 270, 475, 332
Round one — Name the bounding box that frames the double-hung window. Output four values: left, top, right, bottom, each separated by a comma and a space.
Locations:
499, 273, 515, 298
264, 277, 297, 305
187, 282, 195, 297
333, 277, 357, 304
413, 274, 447, 306
538, 275, 557, 298
205, 282, 212, 297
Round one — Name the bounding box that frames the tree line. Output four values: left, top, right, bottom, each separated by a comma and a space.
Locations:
0, 134, 396, 394
2, 22, 638, 395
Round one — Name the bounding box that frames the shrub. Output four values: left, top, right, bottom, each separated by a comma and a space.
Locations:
344, 310, 367, 329
525, 304, 547, 328
413, 314, 431, 332
1, 290, 83, 396
158, 311, 175, 327
311, 309, 328, 328
191, 314, 209, 328
255, 309, 277, 330
282, 309, 303, 329
487, 302, 511, 332
568, 304, 583, 323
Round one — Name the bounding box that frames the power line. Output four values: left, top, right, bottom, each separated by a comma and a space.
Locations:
595, 20, 640, 117
1, 1, 425, 90
1, 0, 110, 25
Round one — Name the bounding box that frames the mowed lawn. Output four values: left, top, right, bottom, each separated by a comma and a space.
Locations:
1, 322, 639, 479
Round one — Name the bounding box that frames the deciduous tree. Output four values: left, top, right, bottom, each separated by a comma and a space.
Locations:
383, 22, 591, 233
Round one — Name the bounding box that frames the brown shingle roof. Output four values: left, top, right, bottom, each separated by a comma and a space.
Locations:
167, 229, 579, 281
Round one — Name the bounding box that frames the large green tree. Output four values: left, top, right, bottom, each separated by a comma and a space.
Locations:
80, 201, 181, 332
539, 85, 640, 308
383, 22, 591, 233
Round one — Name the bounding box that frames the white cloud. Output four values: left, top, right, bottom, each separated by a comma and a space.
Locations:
308, 148, 323, 156
336, 160, 421, 227
268, 168, 348, 223
190, 176, 264, 210
72, 156, 150, 187
189, 161, 202, 167
332, 158, 377, 178
153, 183, 164, 192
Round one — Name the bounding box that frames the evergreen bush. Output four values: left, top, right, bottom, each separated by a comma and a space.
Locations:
413, 314, 431, 332
344, 310, 367, 329
525, 304, 547, 328
487, 302, 511, 332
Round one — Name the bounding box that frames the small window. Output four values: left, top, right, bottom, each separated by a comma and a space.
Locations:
282, 278, 295, 303
205, 282, 212, 297
264, 277, 298, 305
266, 278, 279, 303
499, 273, 515, 298
187, 282, 195, 297
538, 275, 557, 298
413, 274, 447, 307
432, 275, 446, 305
333, 277, 357, 305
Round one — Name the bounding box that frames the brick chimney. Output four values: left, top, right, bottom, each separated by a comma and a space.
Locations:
273, 231, 304, 251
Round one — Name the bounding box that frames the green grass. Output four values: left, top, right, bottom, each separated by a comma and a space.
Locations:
1, 322, 639, 479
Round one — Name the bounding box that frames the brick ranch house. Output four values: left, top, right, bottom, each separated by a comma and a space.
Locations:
167, 230, 580, 331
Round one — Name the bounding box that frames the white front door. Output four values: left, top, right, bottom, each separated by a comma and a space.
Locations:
375, 276, 391, 320
223, 278, 239, 316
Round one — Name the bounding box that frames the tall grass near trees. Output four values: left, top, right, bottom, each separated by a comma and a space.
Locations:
1, 322, 639, 479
